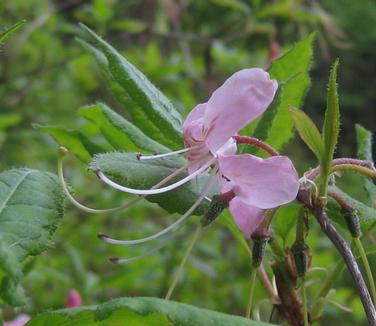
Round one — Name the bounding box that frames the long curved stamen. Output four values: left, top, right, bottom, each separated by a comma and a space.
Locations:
137, 146, 199, 161
58, 148, 192, 214
98, 172, 218, 246
58, 147, 138, 214
96, 157, 216, 196
110, 241, 169, 264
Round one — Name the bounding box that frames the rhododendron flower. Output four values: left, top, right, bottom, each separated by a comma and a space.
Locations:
96, 68, 299, 258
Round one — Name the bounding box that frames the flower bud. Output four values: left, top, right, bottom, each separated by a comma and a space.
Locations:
291, 240, 309, 277
251, 229, 271, 267
200, 195, 229, 226
342, 208, 361, 238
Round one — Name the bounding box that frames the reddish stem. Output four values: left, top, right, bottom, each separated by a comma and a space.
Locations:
305, 158, 374, 180
233, 136, 280, 156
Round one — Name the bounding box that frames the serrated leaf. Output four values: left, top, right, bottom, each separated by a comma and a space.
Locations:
0, 168, 64, 305
79, 103, 169, 153
289, 107, 324, 161
76, 39, 170, 149
26, 297, 274, 326
78, 24, 183, 148
322, 59, 340, 167
328, 186, 376, 231
90, 152, 212, 215
35, 125, 105, 163
0, 20, 25, 46
256, 33, 315, 150
355, 124, 376, 205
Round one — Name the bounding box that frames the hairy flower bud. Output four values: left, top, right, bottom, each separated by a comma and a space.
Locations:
291, 240, 309, 277
251, 229, 271, 267
201, 192, 234, 226
342, 208, 361, 238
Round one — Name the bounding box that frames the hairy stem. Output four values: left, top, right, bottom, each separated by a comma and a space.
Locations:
233, 135, 280, 156
314, 208, 376, 325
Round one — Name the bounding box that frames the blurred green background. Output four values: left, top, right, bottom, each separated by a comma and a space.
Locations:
1, 0, 375, 325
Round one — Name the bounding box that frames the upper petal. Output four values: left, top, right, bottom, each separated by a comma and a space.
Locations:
183, 103, 206, 134
229, 197, 265, 239
218, 154, 299, 209
204, 68, 278, 153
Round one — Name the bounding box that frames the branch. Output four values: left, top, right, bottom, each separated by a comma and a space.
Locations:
298, 190, 376, 325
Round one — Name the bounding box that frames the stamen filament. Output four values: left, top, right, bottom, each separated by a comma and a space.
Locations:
137, 146, 198, 160
97, 157, 216, 196
98, 172, 218, 246
57, 147, 192, 215
58, 148, 138, 214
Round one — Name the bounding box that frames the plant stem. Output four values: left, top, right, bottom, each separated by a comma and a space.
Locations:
302, 279, 309, 326
246, 268, 257, 319
314, 208, 376, 325
165, 226, 202, 300
331, 164, 376, 179
354, 237, 376, 304
233, 135, 280, 156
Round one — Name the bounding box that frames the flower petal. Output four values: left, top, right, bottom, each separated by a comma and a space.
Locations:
229, 197, 265, 238
218, 154, 299, 209
183, 103, 206, 133
204, 68, 278, 153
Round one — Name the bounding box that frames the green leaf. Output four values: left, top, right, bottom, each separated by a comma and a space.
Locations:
90, 152, 212, 215
26, 297, 274, 326
274, 203, 303, 244
78, 24, 183, 148
289, 107, 324, 161
79, 103, 169, 153
328, 186, 376, 230
77, 38, 175, 150
322, 59, 340, 166
0, 168, 64, 305
256, 33, 315, 150
0, 20, 25, 46
35, 125, 104, 163
355, 124, 376, 205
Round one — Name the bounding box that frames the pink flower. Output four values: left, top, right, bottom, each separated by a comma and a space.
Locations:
65, 289, 82, 308
96, 68, 299, 258
4, 314, 30, 326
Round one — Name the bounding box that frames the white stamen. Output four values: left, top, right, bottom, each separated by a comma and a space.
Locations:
99, 172, 218, 246
138, 146, 198, 160
58, 153, 138, 214
97, 157, 216, 196
111, 245, 165, 264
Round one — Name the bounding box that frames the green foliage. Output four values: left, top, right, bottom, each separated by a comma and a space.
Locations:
78, 24, 183, 149
355, 124, 376, 206
90, 152, 211, 215
252, 33, 315, 151
0, 168, 64, 305
321, 59, 340, 178
289, 107, 324, 161
78, 103, 169, 153
27, 297, 273, 326
34, 125, 103, 164
0, 20, 25, 46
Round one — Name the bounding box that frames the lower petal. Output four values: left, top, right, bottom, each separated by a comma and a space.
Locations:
229, 197, 265, 239
218, 154, 299, 209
